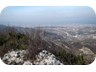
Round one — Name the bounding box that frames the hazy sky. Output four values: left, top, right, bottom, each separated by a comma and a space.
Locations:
0, 6, 96, 27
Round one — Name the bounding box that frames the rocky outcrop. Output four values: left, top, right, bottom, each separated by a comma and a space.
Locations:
79, 47, 95, 64
34, 50, 63, 65
2, 50, 63, 65
2, 50, 26, 65
79, 47, 95, 55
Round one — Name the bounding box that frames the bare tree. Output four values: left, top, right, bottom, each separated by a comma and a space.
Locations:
26, 27, 44, 60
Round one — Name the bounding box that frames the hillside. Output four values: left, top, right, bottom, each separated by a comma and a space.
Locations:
0, 25, 95, 65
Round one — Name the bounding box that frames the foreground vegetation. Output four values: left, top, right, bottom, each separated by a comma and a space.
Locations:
0, 27, 94, 65
0, 27, 29, 58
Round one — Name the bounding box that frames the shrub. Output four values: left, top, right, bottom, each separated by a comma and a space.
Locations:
77, 55, 85, 65
0, 27, 29, 58
26, 28, 43, 60
58, 50, 66, 59
57, 50, 86, 65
